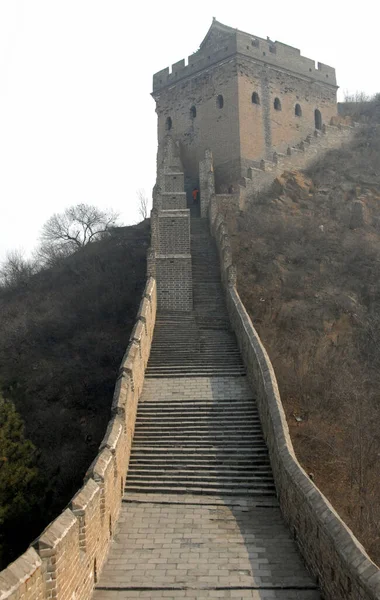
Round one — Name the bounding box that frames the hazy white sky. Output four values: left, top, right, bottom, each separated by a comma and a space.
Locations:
0, 1, 378, 261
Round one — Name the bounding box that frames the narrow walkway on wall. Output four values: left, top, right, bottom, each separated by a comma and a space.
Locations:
92, 219, 320, 600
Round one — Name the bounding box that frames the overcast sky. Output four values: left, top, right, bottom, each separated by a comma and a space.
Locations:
0, 1, 378, 261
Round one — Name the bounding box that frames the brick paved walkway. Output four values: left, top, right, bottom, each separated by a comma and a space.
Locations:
93, 494, 320, 599
93, 378, 320, 600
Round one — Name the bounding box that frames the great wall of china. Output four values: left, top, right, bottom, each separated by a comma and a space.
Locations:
1, 18, 380, 600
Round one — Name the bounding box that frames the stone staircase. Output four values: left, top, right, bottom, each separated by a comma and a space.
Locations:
126, 218, 274, 496
145, 219, 244, 378
125, 381, 275, 495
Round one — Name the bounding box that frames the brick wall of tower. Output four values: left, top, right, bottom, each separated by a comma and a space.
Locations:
237, 58, 337, 168
155, 58, 241, 185
153, 22, 337, 191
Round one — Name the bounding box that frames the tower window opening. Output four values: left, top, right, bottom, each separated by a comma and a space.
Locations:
252, 39, 259, 48
216, 95, 224, 109
252, 92, 260, 105
274, 97, 282, 111
166, 116, 172, 130
295, 103, 302, 117
315, 109, 322, 130
190, 105, 196, 118
269, 45, 276, 54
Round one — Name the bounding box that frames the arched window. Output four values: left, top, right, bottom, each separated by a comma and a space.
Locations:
216, 95, 224, 109
315, 109, 322, 130
166, 116, 172, 131
252, 92, 260, 105
190, 105, 196, 118
295, 103, 302, 117
274, 97, 282, 111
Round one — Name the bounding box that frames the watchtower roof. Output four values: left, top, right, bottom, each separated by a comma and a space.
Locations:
152, 18, 337, 94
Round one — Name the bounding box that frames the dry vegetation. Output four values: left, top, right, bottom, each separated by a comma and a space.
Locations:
224, 121, 380, 564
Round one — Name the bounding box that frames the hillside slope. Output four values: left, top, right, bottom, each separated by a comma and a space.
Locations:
0, 221, 150, 567
225, 124, 380, 564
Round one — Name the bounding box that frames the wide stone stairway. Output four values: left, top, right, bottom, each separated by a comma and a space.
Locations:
93, 219, 320, 599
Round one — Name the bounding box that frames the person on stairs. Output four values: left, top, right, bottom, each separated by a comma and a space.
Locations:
192, 187, 199, 204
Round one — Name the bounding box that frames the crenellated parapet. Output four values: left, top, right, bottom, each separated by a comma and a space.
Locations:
153, 19, 336, 94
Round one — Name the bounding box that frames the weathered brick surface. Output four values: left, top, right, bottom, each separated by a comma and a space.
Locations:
93, 497, 319, 599
209, 182, 380, 600
0, 548, 45, 600
149, 137, 193, 311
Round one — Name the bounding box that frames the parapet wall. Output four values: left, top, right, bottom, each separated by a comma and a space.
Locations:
234, 122, 356, 207
208, 196, 380, 600
0, 278, 157, 600
152, 20, 336, 92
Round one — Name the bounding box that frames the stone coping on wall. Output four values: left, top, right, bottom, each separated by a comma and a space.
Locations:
209, 197, 380, 600
0, 277, 157, 600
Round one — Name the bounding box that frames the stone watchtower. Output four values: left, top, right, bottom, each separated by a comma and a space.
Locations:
152, 19, 338, 191
149, 19, 338, 312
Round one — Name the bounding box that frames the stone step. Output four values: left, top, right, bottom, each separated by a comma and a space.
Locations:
132, 441, 267, 448
134, 421, 263, 429
124, 484, 276, 496
127, 471, 274, 482
137, 399, 256, 405
135, 414, 259, 420
126, 478, 275, 489
128, 464, 272, 472
135, 420, 261, 427
133, 428, 264, 435
129, 449, 270, 458
145, 372, 246, 378
135, 418, 261, 426
128, 444, 268, 460
128, 461, 271, 470
136, 406, 257, 413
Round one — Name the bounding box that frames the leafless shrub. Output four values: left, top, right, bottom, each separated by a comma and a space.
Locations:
137, 189, 150, 221
0, 250, 37, 288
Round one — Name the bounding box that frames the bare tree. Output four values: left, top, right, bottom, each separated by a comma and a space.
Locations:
137, 189, 149, 221
343, 90, 371, 103
37, 203, 120, 264
0, 250, 37, 288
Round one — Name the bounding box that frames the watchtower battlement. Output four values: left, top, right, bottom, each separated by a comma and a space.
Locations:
153, 19, 336, 93
152, 19, 338, 189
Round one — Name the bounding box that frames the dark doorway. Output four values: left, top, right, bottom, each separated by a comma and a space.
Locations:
185, 176, 201, 217
314, 109, 322, 130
